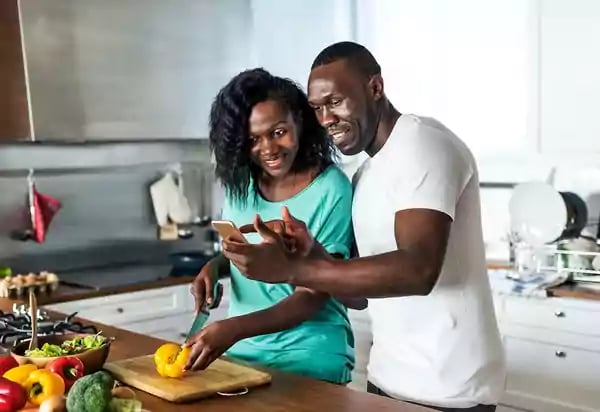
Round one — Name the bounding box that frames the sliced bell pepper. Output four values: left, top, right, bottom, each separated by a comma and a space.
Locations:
23, 369, 65, 406
153, 343, 190, 378
2, 364, 37, 385
0, 377, 26, 412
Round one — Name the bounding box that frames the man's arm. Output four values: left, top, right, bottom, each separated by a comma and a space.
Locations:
289, 209, 452, 298
324, 252, 368, 310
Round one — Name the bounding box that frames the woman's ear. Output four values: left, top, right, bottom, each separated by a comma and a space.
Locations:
368, 75, 385, 101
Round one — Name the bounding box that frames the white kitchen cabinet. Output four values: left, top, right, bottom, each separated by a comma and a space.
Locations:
45, 280, 231, 342
45, 285, 192, 325
120, 315, 195, 343
495, 293, 600, 412
539, 0, 600, 156
504, 335, 600, 412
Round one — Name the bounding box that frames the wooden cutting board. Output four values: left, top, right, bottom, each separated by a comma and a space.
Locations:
104, 355, 272, 403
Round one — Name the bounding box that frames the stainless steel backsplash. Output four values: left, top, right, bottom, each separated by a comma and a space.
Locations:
0, 141, 219, 273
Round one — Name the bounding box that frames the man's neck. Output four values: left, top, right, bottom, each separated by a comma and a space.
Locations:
365, 99, 401, 157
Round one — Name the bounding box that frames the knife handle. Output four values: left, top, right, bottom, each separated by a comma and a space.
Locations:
209, 282, 224, 310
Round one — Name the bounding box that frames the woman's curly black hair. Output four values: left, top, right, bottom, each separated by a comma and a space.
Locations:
209, 68, 336, 206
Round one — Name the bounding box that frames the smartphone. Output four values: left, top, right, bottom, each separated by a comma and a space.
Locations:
211, 220, 248, 243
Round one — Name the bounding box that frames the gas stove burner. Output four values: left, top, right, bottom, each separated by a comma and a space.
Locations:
11, 303, 48, 321
0, 309, 98, 347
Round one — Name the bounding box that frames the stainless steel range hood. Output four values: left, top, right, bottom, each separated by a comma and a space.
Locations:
18, 0, 252, 141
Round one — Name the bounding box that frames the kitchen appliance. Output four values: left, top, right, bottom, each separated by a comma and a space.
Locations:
0, 305, 97, 346
104, 355, 271, 402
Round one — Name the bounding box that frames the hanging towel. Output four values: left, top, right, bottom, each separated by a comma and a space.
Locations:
30, 184, 62, 243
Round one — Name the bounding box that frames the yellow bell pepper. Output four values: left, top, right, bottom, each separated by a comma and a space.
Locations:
153, 343, 190, 378
2, 364, 37, 385
23, 369, 65, 406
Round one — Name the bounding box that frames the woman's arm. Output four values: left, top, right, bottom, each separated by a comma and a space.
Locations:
184, 287, 327, 371
225, 287, 327, 340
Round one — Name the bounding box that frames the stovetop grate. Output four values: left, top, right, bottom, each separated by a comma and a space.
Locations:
0, 310, 98, 347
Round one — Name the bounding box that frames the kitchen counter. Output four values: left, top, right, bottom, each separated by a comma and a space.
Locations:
3, 275, 196, 306
547, 281, 600, 301
4, 258, 596, 307
487, 260, 600, 301
0, 300, 430, 412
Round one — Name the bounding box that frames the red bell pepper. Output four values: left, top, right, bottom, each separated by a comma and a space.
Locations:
0, 357, 17, 377
46, 357, 84, 390
0, 376, 26, 412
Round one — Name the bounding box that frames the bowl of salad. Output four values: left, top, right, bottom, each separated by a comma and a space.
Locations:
11, 332, 112, 373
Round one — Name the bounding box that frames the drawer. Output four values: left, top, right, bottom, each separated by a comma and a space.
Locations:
47, 285, 188, 325
504, 297, 600, 337
504, 336, 600, 411
121, 312, 195, 343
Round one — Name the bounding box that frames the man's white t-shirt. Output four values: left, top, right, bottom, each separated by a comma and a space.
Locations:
352, 114, 506, 408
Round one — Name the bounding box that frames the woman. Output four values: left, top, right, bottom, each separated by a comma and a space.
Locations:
184, 68, 356, 384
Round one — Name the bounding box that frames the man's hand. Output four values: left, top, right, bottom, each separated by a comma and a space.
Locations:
223, 213, 296, 283
183, 320, 238, 371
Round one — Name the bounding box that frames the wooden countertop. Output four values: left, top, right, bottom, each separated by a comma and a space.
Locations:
0, 300, 430, 412
547, 282, 600, 301
3, 275, 196, 306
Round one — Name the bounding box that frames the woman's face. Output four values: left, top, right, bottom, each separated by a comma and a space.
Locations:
248, 99, 299, 179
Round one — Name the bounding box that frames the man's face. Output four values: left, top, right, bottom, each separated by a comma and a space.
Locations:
308, 60, 377, 156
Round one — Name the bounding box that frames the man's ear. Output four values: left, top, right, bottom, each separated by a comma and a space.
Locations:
368, 74, 384, 101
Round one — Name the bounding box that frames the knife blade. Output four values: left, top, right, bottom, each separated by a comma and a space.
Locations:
185, 281, 223, 342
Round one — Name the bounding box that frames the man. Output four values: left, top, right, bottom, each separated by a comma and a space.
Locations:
222, 41, 505, 411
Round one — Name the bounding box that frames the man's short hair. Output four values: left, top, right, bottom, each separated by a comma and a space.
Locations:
311, 41, 381, 78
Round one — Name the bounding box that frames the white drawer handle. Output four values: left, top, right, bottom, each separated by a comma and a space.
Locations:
554, 310, 566, 318
116, 307, 124, 314
555, 350, 567, 358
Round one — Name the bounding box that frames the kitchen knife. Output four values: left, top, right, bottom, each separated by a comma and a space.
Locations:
185, 281, 223, 342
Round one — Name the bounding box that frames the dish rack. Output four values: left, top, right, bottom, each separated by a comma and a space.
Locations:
529, 245, 600, 283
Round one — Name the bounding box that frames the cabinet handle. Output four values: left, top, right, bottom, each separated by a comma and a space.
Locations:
116, 307, 124, 314
179, 333, 187, 338
554, 310, 565, 318
555, 350, 567, 358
